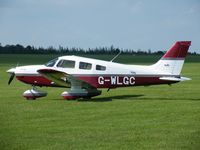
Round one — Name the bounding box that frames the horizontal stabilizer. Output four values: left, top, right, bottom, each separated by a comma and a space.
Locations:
159, 76, 191, 82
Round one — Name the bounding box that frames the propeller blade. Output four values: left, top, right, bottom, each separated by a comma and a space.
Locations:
8, 73, 15, 85
7, 68, 16, 85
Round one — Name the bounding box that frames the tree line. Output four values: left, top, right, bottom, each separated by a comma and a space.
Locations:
0, 43, 198, 55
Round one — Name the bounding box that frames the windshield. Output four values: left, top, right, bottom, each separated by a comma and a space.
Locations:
57, 60, 75, 68
45, 58, 58, 67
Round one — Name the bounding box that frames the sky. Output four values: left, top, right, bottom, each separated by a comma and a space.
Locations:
0, 0, 200, 52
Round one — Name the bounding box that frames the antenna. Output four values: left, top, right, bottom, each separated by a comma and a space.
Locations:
110, 51, 121, 62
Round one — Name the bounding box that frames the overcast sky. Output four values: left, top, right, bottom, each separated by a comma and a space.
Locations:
0, 0, 199, 52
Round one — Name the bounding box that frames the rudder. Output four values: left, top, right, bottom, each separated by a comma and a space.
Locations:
152, 41, 191, 75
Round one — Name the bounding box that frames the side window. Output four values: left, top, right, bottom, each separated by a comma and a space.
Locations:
79, 62, 92, 70
57, 60, 75, 68
96, 65, 106, 71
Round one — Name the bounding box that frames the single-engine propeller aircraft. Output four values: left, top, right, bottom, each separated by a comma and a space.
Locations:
7, 41, 191, 100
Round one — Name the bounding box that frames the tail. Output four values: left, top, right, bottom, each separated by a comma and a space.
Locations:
152, 41, 191, 75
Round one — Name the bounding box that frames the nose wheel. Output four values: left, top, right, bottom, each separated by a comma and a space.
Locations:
23, 86, 47, 100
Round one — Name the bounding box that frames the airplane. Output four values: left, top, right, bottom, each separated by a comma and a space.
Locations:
7, 41, 191, 100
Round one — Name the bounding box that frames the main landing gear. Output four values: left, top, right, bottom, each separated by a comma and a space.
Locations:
61, 89, 102, 100
23, 86, 47, 100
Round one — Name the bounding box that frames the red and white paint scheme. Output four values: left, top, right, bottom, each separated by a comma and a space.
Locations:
7, 41, 191, 100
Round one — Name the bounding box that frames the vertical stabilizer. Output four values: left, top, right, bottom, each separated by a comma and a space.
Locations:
152, 41, 191, 75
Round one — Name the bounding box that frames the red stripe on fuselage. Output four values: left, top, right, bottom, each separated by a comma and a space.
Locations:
16, 75, 178, 88
77, 75, 177, 88
16, 75, 53, 86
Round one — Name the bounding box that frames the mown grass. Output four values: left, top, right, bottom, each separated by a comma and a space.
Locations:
0, 54, 200, 150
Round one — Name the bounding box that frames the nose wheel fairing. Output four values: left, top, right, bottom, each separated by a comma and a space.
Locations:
23, 87, 47, 100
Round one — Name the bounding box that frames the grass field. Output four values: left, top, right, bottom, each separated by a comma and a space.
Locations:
0, 54, 200, 150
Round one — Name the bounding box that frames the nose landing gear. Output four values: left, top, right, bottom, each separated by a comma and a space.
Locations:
23, 86, 47, 100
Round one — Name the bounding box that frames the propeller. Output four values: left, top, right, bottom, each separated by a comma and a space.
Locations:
7, 68, 16, 85
8, 73, 15, 85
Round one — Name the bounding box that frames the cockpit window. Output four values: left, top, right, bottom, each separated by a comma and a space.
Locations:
45, 58, 58, 67
96, 65, 106, 71
57, 60, 75, 68
79, 62, 92, 70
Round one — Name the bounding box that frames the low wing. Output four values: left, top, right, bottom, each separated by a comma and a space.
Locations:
37, 68, 96, 90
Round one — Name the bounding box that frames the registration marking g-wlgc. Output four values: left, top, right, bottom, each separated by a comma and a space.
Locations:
98, 76, 135, 85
